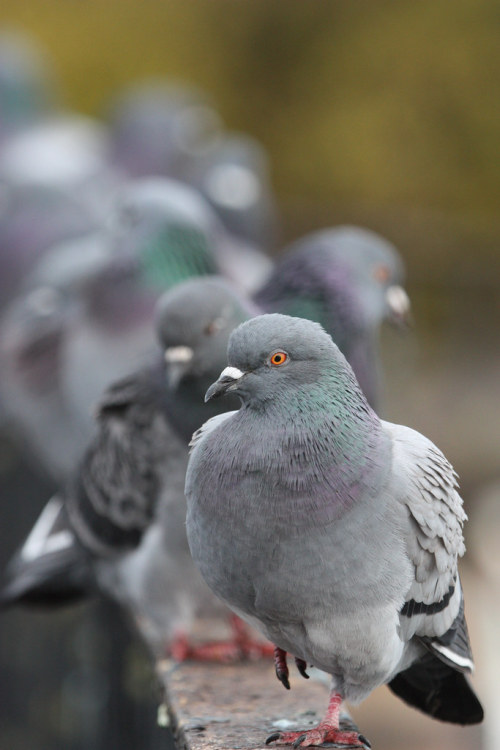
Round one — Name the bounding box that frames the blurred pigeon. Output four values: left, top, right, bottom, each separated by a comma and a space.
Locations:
0, 29, 58, 142
110, 176, 273, 293
0, 233, 115, 477
0, 112, 121, 312
109, 177, 220, 288
255, 226, 410, 409
60, 177, 272, 437
185, 314, 483, 748
1, 278, 269, 660
0, 183, 99, 312
183, 132, 279, 250
107, 79, 221, 180
0, 113, 120, 223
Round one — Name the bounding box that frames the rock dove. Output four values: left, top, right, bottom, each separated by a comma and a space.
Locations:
0, 182, 99, 313
0, 112, 120, 313
0, 234, 115, 477
183, 131, 279, 251
0, 286, 86, 478
0, 278, 267, 660
107, 78, 222, 180
60, 177, 272, 437
255, 226, 410, 409
110, 176, 273, 294
0, 114, 119, 222
185, 313, 483, 748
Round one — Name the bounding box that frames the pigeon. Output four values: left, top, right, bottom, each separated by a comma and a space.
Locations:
0, 114, 120, 223
255, 226, 410, 409
0, 112, 120, 313
0, 278, 268, 660
110, 176, 273, 294
0, 182, 99, 313
183, 131, 279, 251
107, 78, 222, 180
107, 78, 279, 244
185, 313, 483, 748
0, 233, 115, 477
60, 177, 272, 437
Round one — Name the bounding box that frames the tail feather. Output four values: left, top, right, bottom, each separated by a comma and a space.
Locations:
0, 496, 94, 609
388, 652, 484, 725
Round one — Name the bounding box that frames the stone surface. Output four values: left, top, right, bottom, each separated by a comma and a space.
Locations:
158, 660, 336, 750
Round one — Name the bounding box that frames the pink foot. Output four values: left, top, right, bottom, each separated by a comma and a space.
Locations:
169, 633, 242, 662
266, 727, 370, 748
168, 618, 274, 664
266, 691, 370, 748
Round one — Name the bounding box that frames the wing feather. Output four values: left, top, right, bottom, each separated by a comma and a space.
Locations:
66, 366, 173, 557
189, 410, 238, 453
384, 422, 467, 646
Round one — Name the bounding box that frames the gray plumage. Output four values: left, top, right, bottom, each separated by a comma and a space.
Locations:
109, 176, 273, 294
185, 314, 482, 740
183, 131, 279, 250
107, 79, 221, 180
0, 236, 115, 477
60, 177, 271, 438
254, 226, 410, 409
1, 278, 257, 656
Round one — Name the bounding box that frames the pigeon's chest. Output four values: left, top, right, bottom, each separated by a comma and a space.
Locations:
190, 457, 408, 610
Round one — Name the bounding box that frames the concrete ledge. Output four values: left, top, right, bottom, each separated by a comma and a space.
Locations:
157, 660, 362, 750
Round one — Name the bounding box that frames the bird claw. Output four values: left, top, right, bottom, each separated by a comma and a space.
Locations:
274, 646, 290, 690
266, 732, 282, 745
295, 656, 309, 680
274, 647, 310, 689
265, 727, 370, 748
276, 668, 291, 690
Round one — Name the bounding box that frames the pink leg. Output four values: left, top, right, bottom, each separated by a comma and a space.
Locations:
168, 616, 274, 664
229, 614, 276, 659
266, 690, 370, 748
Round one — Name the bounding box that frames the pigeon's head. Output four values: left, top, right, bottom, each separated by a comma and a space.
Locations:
110, 177, 220, 290
261, 226, 411, 332
1, 285, 71, 392
185, 132, 277, 248
108, 80, 221, 178
205, 313, 352, 406
155, 277, 255, 390
313, 226, 410, 328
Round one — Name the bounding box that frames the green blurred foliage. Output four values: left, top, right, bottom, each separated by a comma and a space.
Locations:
1, 0, 499, 279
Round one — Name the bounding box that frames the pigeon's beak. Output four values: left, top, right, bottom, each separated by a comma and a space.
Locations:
385, 285, 412, 329
205, 366, 245, 402
164, 345, 194, 389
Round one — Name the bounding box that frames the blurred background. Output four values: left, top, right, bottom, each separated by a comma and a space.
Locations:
0, 1, 498, 749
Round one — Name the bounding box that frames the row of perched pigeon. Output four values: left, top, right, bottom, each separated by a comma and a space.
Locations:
0, 30, 482, 749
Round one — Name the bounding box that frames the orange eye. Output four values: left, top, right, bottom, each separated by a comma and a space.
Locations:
270, 351, 288, 366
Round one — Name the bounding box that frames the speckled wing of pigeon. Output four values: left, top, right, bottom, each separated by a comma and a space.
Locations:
66, 363, 171, 557
189, 411, 238, 454
388, 424, 466, 639
385, 421, 480, 721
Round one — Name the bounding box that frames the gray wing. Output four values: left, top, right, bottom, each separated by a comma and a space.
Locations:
66, 366, 172, 558
384, 422, 482, 725
385, 421, 473, 671
189, 410, 238, 453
